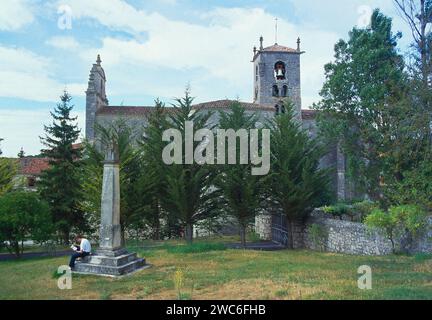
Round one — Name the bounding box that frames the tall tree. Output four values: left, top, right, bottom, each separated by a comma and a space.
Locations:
138, 99, 170, 240
215, 102, 266, 247
394, 0, 432, 85
316, 10, 408, 200
268, 101, 330, 249
162, 90, 219, 243
39, 91, 84, 244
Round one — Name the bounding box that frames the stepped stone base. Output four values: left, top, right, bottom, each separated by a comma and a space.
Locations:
73, 249, 148, 277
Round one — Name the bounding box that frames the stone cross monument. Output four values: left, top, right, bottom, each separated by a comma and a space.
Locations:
74, 143, 148, 276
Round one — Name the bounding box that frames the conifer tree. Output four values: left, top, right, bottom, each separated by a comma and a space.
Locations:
268, 101, 330, 249
162, 90, 219, 243
39, 91, 84, 244
215, 101, 266, 247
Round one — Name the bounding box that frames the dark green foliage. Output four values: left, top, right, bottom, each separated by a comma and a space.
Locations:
0, 191, 53, 257
162, 90, 220, 243
215, 101, 267, 246
267, 100, 330, 248
316, 10, 410, 199
39, 91, 85, 244
138, 99, 171, 240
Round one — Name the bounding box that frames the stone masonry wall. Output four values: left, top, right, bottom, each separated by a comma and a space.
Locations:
291, 210, 432, 255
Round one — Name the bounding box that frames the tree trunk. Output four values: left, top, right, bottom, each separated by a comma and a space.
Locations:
240, 225, 247, 248
13, 241, 21, 259
185, 223, 193, 244
286, 219, 294, 250
63, 230, 70, 245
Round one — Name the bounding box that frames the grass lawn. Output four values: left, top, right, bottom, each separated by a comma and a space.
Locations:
0, 237, 431, 300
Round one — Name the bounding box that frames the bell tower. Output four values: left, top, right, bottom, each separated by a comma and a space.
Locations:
252, 36, 304, 118
86, 55, 108, 142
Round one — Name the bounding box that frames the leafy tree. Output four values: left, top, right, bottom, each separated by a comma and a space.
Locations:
0, 158, 17, 196
268, 101, 330, 249
316, 10, 410, 199
39, 91, 84, 244
0, 191, 53, 257
162, 90, 219, 243
365, 204, 429, 253
215, 101, 266, 246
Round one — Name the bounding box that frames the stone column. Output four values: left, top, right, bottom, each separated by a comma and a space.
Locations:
96, 147, 124, 256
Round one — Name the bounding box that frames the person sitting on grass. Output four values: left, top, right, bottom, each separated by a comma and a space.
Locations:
69, 235, 92, 270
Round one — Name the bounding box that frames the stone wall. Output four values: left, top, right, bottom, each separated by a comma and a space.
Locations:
255, 215, 272, 241
292, 210, 432, 255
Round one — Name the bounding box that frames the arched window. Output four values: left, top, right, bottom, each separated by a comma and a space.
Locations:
274, 61, 286, 80
275, 105, 280, 115
272, 85, 279, 97
282, 85, 288, 97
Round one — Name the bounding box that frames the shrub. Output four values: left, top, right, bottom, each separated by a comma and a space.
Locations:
351, 200, 379, 221
365, 205, 429, 253
322, 203, 350, 219
0, 191, 54, 257
309, 223, 328, 251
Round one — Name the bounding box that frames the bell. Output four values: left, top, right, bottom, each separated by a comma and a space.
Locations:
277, 69, 284, 77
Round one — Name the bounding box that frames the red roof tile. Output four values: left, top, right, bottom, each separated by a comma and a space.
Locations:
18, 158, 50, 175
262, 44, 299, 53
95, 103, 317, 119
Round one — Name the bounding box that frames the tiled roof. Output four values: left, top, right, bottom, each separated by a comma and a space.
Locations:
262, 44, 298, 53
95, 103, 317, 119
301, 109, 317, 120
97, 106, 155, 116
18, 158, 50, 175
193, 100, 274, 111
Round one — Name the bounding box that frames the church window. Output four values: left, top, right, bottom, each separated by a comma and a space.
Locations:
275, 104, 280, 115
274, 61, 286, 80
255, 66, 259, 81
282, 85, 288, 97
272, 85, 279, 97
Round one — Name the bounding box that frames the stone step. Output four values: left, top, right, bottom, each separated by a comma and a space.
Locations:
81, 252, 138, 267
74, 258, 147, 276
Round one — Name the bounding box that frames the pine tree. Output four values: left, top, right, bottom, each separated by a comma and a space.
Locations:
39, 91, 84, 244
138, 99, 170, 240
162, 90, 219, 243
268, 101, 330, 249
215, 101, 266, 247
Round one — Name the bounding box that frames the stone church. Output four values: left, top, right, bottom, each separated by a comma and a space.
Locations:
85, 37, 349, 243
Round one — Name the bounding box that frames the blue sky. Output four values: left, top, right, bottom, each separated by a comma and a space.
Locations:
0, 0, 413, 156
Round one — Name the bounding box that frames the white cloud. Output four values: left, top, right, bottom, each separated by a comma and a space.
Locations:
0, 0, 35, 31
0, 46, 86, 102
59, 0, 339, 106
46, 36, 80, 50
0, 109, 85, 157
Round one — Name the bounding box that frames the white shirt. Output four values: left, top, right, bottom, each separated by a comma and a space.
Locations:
80, 238, 92, 253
